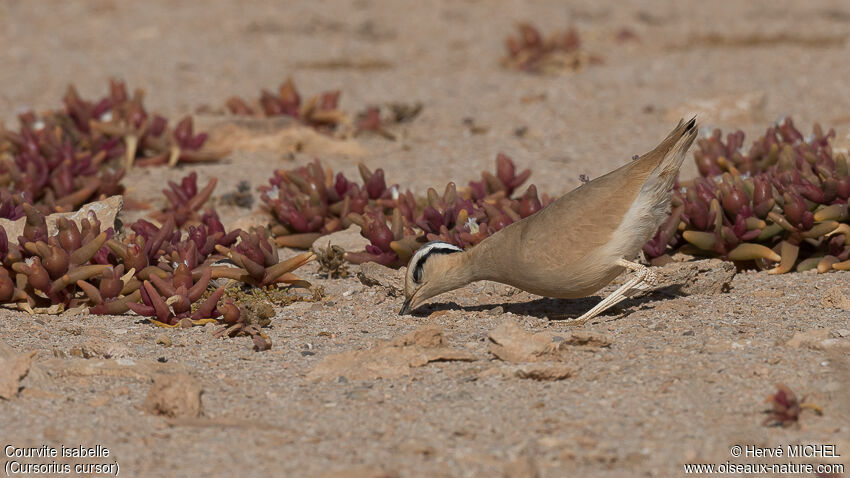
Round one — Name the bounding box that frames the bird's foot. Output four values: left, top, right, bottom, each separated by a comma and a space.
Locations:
566, 259, 658, 326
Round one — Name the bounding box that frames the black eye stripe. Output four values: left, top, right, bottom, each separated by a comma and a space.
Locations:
411, 245, 461, 283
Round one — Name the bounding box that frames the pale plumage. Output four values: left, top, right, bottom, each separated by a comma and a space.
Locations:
401, 119, 698, 323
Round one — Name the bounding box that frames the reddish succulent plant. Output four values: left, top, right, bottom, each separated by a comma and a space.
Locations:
262, 154, 550, 268
78, 264, 142, 315
646, 118, 850, 273
3, 206, 114, 311
0, 78, 226, 223
0, 170, 314, 350
763, 383, 822, 427
83, 79, 226, 168
127, 264, 224, 327
151, 172, 219, 227
226, 77, 348, 133
211, 228, 315, 287
502, 23, 598, 74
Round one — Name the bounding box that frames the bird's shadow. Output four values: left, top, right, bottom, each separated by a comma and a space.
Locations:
410, 284, 686, 322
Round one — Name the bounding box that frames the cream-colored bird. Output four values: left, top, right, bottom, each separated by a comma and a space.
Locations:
399, 118, 698, 324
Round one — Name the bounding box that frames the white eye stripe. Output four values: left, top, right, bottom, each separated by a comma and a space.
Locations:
411, 242, 463, 262
410, 241, 463, 283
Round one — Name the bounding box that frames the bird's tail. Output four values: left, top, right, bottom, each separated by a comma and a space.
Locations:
638, 117, 698, 197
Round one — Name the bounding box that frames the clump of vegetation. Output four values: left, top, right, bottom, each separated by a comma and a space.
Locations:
224, 78, 420, 140
315, 243, 350, 279
209, 283, 323, 351
502, 23, 600, 74
261, 154, 551, 267
0, 79, 226, 221
763, 383, 822, 427
645, 118, 850, 274
225, 77, 349, 134
0, 171, 314, 350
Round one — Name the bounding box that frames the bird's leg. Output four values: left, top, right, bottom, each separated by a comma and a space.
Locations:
565, 259, 657, 327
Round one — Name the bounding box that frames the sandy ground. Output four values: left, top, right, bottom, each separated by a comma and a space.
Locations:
0, 0, 849, 477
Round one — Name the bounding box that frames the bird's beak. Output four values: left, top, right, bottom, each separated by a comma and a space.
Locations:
399, 297, 412, 315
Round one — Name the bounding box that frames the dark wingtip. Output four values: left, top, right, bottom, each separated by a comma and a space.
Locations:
685, 116, 697, 132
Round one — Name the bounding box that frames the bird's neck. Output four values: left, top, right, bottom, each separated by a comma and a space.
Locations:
428, 249, 483, 295
435, 242, 494, 291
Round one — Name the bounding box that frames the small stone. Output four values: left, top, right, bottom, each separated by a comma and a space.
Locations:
658, 259, 736, 295
144, 374, 203, 418
79, 338, 131, 359
487, 306, 504, 315
312, 225, 370, 256
109, 386, 131, 397
156, 335, 173, 347
88, 395, 110, 407
785, 329, 848, 351
820, 287, 850, 310
560, 331, 612, 348
357, 262, 404, 297
682, 330, 695, 336
509, 363, 574, 381
501, 456, 539, 478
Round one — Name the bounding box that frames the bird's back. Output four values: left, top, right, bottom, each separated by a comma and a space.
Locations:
472, 119, 698, 298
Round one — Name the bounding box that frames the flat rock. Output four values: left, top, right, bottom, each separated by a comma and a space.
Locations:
357, 262, 404, 297
1, 341, 49, 388
313, 225, 370, 255
501, 457, 539, 478
658, 259, 736, 295
488, 319, 560, 363
42, 358, 190, 381
785, 329, 849, 351
0, 195, 123, 245
0, 349, 36, 399
144, 373, 204, 418
308, 325, 477, 381
317, 466, 399, 478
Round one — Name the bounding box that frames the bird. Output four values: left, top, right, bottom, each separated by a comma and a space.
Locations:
399, 118, 698, 324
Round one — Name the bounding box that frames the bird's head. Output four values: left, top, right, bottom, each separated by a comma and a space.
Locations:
399, 241, 465, 315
